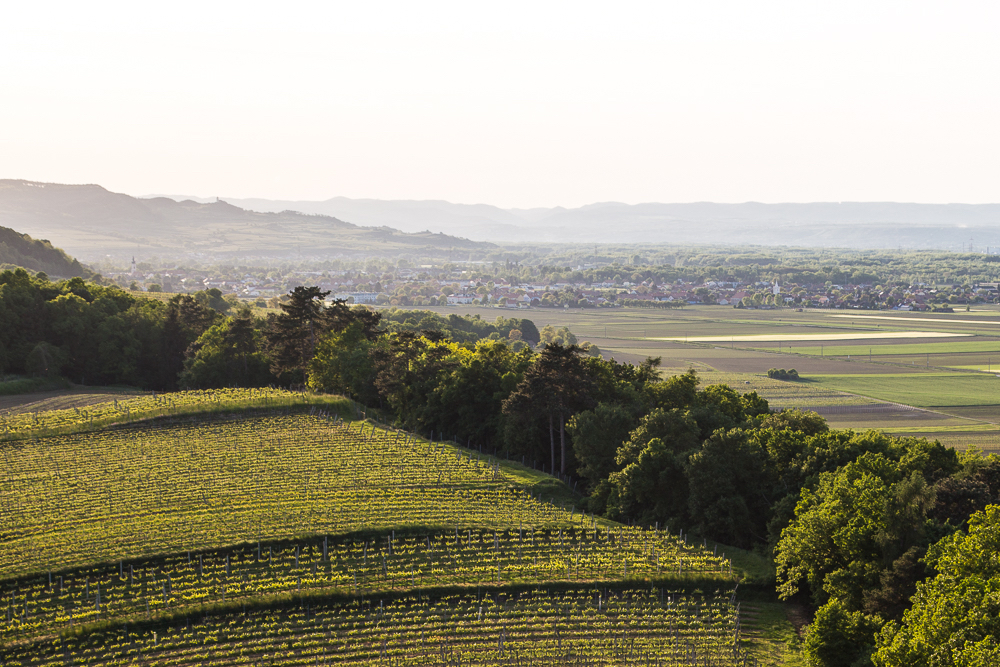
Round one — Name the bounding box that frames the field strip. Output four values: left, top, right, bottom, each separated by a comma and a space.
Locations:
651, 331, 970, 343
827, 314, 1000, 325
751, 340, 1000, 356
874, 423, 1000, 433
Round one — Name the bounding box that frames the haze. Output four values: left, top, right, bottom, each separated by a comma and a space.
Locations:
2, 1, 998, 208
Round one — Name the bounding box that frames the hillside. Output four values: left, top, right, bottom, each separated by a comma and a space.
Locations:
170, 193, 1000, 249
0, 225, 92, 278
0, 389, 791, 666
0, 180, 495, 263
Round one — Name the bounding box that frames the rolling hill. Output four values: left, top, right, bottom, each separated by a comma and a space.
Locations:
0, 180, 495, 263
161, 194, 1000, 250
0, 225, 92, 278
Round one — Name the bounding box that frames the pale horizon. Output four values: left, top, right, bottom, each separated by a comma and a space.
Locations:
3, 1, 999, 209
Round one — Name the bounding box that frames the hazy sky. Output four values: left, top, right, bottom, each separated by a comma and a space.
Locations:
2, 1, 998, 208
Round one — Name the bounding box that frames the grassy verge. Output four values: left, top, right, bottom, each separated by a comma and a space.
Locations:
0, 376, 71, 396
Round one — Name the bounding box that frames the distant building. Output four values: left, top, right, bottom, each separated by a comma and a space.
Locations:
332, 292, 379, 305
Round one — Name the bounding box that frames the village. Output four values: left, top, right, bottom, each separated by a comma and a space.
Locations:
106, 258, 997, 312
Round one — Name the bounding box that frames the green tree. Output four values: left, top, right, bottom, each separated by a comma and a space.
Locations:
602, 408, 700, 523
873, 504, 1000, 666
265, 286, 330, 383
566, 403, 636, 488
687, 428, 776, 548
503, 343, 594, 475
805, 599, 881, 667
194, 288, 231, 313
308, 320, 378, 404
180, 309, 272, 388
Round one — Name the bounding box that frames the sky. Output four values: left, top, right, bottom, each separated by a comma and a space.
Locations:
1, 1, 998, 209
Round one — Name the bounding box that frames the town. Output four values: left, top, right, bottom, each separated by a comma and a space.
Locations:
106, 256, 997, 312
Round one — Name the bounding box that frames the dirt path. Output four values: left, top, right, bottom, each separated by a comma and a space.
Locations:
784, 602, 812, 639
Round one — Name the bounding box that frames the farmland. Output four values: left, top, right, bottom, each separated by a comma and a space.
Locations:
413, 304, 1000, 451
0, 390, 784, 666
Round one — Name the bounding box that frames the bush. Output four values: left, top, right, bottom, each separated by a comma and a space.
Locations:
767, 368, 799, 380
805, 599, 880, 667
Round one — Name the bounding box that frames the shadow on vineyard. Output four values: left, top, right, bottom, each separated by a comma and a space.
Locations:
0, 389, 794, 666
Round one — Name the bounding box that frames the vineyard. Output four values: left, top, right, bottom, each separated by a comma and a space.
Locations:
2, 590, 748, 667
0, 390, 785, 665
0, 388, 351, 440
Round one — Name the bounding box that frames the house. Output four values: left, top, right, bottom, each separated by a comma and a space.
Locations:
332, 292, 379, 305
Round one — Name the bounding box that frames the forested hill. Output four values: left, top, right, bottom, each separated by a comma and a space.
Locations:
0, 179, 494, 262
0, 225, 92, 278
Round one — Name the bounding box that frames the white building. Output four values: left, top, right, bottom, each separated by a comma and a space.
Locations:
332, 292, 379, 305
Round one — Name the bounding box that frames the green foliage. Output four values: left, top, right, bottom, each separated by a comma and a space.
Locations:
0, 226, 92, 278
379, 308, 538, 345
767, 368, 799, 380
25, 341, 66, 377
0, 270, 204, 388
539, 324, 577, 346
0, 375, 70, 395
180, 309, 273, 388
566, 403, 637, 487
503, 343, 596, 475
804, 598, 880, 667
193, 287, 230, 312
308, 320, 378, 401
773, 436, 962, 644
873, 505, 1000, 666
687, 429, 775, 548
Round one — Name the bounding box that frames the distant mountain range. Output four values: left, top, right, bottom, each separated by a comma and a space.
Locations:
0, 180, 493, 263
5, 179, 1000, 263
152, 194, 1000, 251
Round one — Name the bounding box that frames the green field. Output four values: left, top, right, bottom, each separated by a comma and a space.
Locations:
802, 373, 1000, 408
0, 390, 793, 666
660, 331, 969, 343
753, 340, 1000, 357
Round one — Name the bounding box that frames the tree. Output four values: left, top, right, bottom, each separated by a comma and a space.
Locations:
566, 403, 636, 488
265, 286, 330, 383
873, 504, 1000, 666
194, 288, 231, 313
308, 320, 378, 404
180, 309, 272, 388
602, 408, 700, 523
805, 599, 881, 667
26, 341, 65, 377
687, 428, 776, 548
502, 343, 594, 475
160, 295, 219, 389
